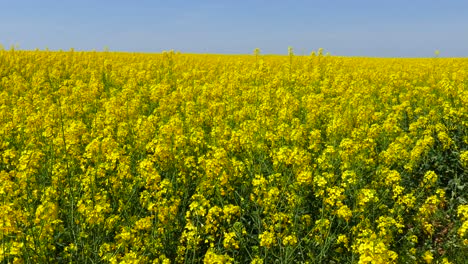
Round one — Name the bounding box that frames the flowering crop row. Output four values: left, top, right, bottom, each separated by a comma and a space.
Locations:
0, 49, 467, 263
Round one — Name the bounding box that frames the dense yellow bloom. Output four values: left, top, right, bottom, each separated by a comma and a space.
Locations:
358, 189, 379, 208
1, 49, 466, 263
259, 229, 276, 249
335, 205, 353, 222
421, 170, 438, 187
341, 170, 357, 187
461, 151, 468, 168
250, 257, 264, 264
355, 232, 398, 264
458, 205, 468, 238
324, 187, 345, 207
203, 249, 234, 263
282, 234, 298, 246
223, 231, 239, 250
296, 169, 313, 185
423, 250, 434, 263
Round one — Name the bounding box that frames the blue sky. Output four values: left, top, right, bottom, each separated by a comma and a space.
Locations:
1, 0, 467, 57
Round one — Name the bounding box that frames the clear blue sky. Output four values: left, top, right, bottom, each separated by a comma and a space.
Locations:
1, 0, 467, 57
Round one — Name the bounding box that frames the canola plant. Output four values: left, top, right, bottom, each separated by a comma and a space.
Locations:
0, 49, 467, 263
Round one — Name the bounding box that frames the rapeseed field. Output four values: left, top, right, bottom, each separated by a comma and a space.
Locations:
0, 48, 467, 263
